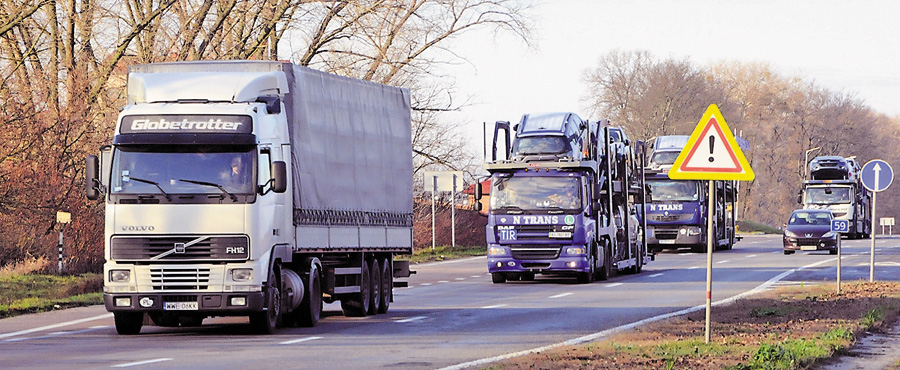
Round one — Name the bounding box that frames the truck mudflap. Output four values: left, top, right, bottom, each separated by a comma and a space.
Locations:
103, 292, 265, 314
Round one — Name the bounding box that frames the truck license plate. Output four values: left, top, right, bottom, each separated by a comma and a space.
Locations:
660, 240, 676, 244
164, 302, 198, 311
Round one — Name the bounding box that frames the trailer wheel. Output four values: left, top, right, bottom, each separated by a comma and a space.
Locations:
294, 265, 322, 327
341, 259, 371, 317
114, 312, 143, 335
596, 240, 611, 281
250, 265, 282, 334
491, 273, 507, 284
378, 257, 392, 314
368, 258, 381, 315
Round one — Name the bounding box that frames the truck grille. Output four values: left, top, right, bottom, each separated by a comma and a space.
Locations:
111, 235, 249, 261
654, 230, 679, 240
150, 268, 210, 290
510, 245, 561, 260
510, 225, 555, 241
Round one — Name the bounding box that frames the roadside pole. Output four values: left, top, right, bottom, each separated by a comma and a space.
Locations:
705, 180, 714, 344
870, 189, 876, 282
56, 211, 71, 274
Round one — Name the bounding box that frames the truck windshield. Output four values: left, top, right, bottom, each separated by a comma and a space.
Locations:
491, 176, 582, 212
805, 187, 852, 205
648, 179, 699, 201
111, 145, 256, 197
511, 136, 570, 156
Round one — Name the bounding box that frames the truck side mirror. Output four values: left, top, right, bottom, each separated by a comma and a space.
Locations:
86, 155, 100, 200
796, 194, 802, 204
272, 161, 287, 193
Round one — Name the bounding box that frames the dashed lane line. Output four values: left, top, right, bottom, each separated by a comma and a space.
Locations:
280, 336, 323, 345
0, 313, 112, 340
112, 358, 173, 368
395, 316, 427, 323
649, 273, 664, 278
548, 293, 573, 299
605, 283, 623, 288
481, 304, 508, 309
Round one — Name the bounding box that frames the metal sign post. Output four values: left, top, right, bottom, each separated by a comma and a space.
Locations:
423, 171, 465, 251
860, 159, 894, 282
705, 180, 714, 343
831, 219, 850, 294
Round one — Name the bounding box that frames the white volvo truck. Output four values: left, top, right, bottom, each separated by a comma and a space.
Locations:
86, 61, 414, 334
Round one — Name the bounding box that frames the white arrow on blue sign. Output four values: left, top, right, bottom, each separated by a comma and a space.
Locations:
861, 159, 894, 192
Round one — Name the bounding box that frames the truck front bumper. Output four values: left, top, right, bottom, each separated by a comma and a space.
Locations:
647, 226, 703, 248
487, 256, 590, 274
104, 292, 265, 314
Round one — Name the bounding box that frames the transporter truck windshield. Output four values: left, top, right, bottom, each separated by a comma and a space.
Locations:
475, 114, 651, 283
86, 61, 414, 335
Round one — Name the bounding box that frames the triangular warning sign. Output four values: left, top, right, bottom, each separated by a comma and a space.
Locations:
669, 104, 754, 181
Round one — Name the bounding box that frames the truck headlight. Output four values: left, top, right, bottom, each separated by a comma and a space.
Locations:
109, 270, 131, 283
565, 247, 586, 255
230, 268, 253, 282
488, 246, 510, 256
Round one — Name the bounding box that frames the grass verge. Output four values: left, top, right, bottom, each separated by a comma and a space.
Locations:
489, 281, 900, 370
398, 244, 485, 264
0, 273, 104, 319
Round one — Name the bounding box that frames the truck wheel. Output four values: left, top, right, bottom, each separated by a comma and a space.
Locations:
378, 257, 392, 314
491, 273, 507, 284
294, 265, 322, 327
596, 241, 611, 281
341, 260, 371, 317
114, 312, 143, 335
250, 265, 282, 334
368, 258, 382, 315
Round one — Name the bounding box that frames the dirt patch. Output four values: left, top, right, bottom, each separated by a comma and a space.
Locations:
491, 281, 900, 369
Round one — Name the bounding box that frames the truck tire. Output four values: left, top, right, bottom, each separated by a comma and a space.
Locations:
595, 241, 611, 281
367, 258, 381, 315
378, 257, 392, 314
294, 265, 322, 327
250, 265, 282, 334
114, 312, 143, 335
341, 260, 371, 317
491, 273, 507, 284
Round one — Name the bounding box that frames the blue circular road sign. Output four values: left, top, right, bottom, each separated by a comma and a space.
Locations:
861, 159, 893, 192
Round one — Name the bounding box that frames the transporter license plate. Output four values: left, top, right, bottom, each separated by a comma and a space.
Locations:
660, 240, 676, 244
801, 246, 818, 251
164, 302, 198, 311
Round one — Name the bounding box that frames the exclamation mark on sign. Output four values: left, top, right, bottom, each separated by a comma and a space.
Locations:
708, 136, 715, 162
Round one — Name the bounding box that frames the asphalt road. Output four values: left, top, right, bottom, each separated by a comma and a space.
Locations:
2, 234, 899, 370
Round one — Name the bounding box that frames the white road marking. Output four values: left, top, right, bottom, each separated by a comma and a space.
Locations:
746, 254, 758, 258
688, 266, 701, 270
395, 316, 427, 323
481, 304, 508, 309
438, 280, 450, 283
649, 273, 664, 278
716, 260, 730, 264
471, 275, 482, 278
112, 358, 172, 368
455, 278, 466, 281
548, 293, 573, 299
420, 283, 432, 286
280, 336, 323, 345
604, 283, 623, 288
438, 257, 836, 370
0, 313, 112, 340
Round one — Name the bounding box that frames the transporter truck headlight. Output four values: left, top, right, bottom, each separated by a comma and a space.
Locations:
230, 268, 253, 282
488, 246, 510, 257
109, 270, 131, 283
565, 247, 586, 255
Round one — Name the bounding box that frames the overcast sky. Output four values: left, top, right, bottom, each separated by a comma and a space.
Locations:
442, 0, 900, 153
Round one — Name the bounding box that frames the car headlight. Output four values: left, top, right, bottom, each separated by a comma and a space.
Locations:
823, 231, 836, 238
109, 270, 131, 283
783, 230, 797, 238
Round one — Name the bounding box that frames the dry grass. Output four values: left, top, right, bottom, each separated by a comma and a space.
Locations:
0, 257, 52, 278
